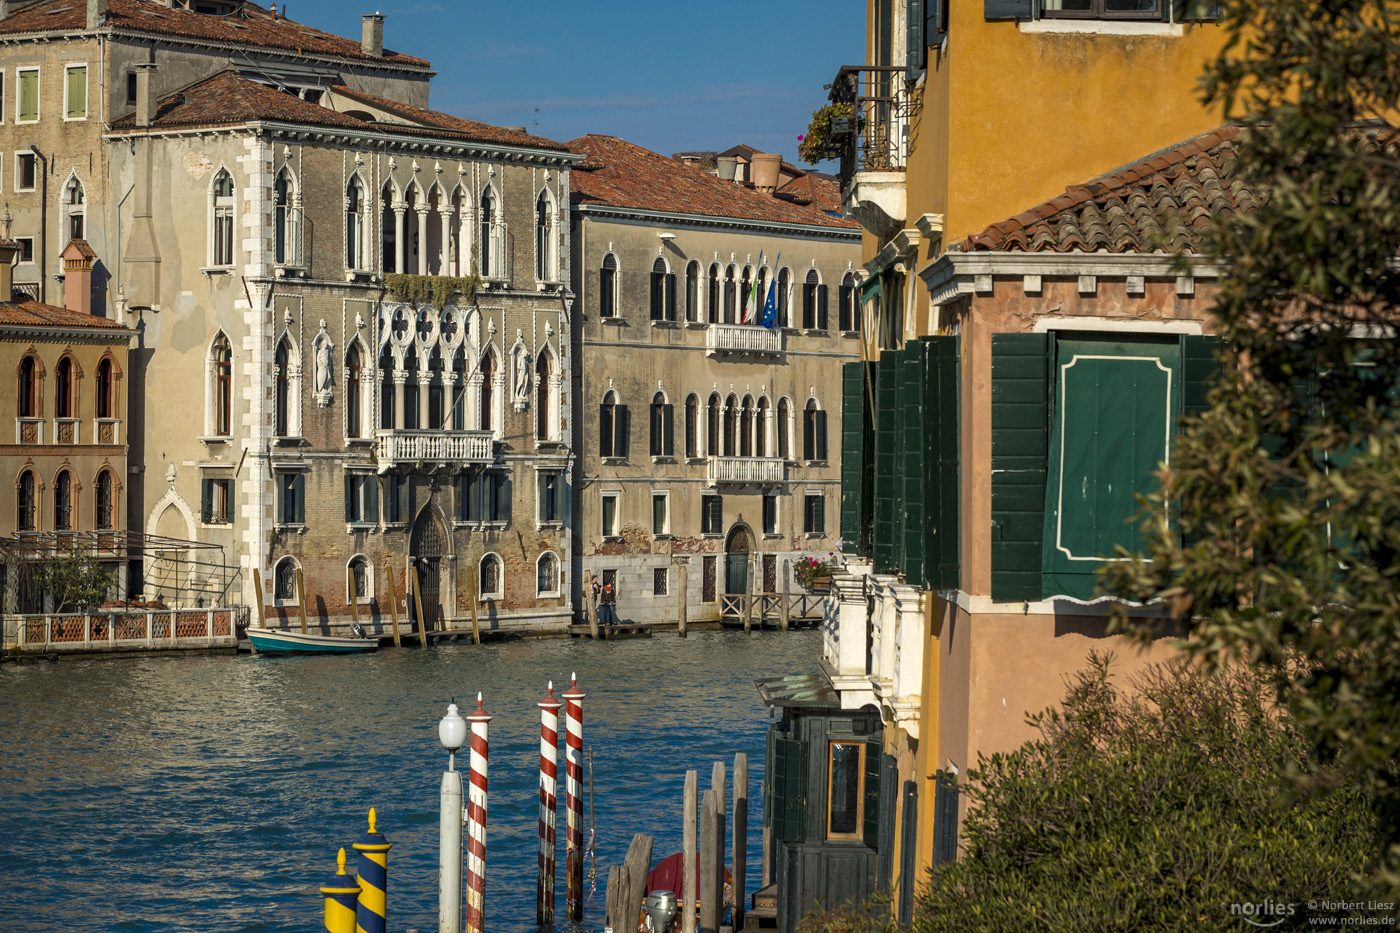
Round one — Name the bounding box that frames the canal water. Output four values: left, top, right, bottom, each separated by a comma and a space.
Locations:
0, 628, 818, 933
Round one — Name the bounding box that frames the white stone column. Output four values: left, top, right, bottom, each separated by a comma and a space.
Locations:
393, 202, 407, 274
468, 373, 484, 430
439, 210, 452, 276
393, 370, 408, 429
418, 372, 433, 429
417, 208, 430, 275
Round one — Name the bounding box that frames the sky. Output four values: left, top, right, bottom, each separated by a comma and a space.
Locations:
285, 0, 865, 165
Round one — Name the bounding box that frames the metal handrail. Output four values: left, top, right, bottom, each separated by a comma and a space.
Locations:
828, 65, 912, 190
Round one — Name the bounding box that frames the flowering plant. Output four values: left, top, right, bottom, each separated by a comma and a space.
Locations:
796, 553, 838, 590
797, 102, 859, 165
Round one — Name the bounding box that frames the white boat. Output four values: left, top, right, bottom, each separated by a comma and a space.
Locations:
245, 626, 378, 655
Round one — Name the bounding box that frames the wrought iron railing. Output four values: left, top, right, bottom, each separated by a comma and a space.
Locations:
829, 65, 912, 191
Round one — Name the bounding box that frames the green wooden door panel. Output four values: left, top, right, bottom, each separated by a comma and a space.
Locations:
1042, 337, 1179, 600
872, 354, 899, 573
990, 334, 1050, 600
898, 344, 926, 583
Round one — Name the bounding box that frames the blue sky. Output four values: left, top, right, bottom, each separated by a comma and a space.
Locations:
290, 0, 864, 163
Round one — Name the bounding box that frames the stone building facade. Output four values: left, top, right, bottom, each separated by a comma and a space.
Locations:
0, 0, 578, 630
568, 135, 862, 624
0, 238, 134, 601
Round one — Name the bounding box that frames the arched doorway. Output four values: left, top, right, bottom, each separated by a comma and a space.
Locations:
411, 508, 446, 631
725, 525, 751, 595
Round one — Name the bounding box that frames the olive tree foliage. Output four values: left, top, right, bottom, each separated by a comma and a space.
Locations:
1101, 0, 1400, 872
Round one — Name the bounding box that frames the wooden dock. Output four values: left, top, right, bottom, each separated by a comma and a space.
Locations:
567, 622, 653, 640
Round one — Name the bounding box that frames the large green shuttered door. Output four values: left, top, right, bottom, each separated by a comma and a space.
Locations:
1041, 336, 1179, 600
840, 362, 873, 556
990, 334, 1050, 600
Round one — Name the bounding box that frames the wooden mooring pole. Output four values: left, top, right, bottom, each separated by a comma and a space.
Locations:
295, 568, 309, 635
677, 561, 688, 638
781, 560, 791, 632
348, 564, 360, 631
467, 565, 481, 645
411, 564, 427, 647
683, 769, 698, 933
386, 567, 402, 647
699, 788, 719, 933
733, 753, 748, 931
252, 569, 266, 630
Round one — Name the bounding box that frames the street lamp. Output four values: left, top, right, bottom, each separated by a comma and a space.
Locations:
438, 699, 468, 933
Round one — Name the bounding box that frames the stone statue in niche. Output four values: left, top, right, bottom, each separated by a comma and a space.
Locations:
313, 326, 334, 408
511, 330, 531, 412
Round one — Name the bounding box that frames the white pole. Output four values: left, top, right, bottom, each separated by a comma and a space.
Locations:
439, 766, 463, 933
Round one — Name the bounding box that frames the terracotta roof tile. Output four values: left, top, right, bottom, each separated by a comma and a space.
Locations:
109, 71, 571, 153
0, 297, 133, 331
0, 0, 428, 68
568, 135, 859, 231
964, 126, 1253, 254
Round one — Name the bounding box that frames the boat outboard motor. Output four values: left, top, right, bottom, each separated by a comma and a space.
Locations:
351, 620, 367, 639
642, 890, 679, 933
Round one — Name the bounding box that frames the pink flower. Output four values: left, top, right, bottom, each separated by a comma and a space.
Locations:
798, 135, 805, 142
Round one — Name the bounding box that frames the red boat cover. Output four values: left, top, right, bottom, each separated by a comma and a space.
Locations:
645, 853, 729, 897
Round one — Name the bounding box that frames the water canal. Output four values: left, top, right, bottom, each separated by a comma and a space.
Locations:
0, 628, 820, 933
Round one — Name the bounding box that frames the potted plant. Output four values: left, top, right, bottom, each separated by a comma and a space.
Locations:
797, 102, 860, 166
795, 554, 838, 593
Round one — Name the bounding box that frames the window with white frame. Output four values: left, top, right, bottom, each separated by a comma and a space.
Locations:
211, 170, 235, 266
273, 556, 298, 601
535, 188, 556, 282
63, 176, 84, 241
537, 470, 564, 524
345, 472, 378, 524
275, 471, 305, 526
63, 64, 87, 121
273, 168, 299, 266
537, 551, 560, 596
600, 253, 618, 317
345, 175, 365, 271
209, 333, 232, 436
348, 554, 373, 601
763, 493, 778, 535
0, 70, 7, 124
651, 491, 669, 536
804, 491, 826, 534
16, 67, 37, 123
201, 476, 233, 525
480, 553, 503, 599
601, 490, 620, 538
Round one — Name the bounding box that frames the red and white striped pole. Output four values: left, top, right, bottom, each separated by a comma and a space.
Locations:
465, 693, 492, 933
562, 673, 586, 921
537, 681, 563, 926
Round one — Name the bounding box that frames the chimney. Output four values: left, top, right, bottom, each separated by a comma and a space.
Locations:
269, 2, 276, 19
86, 0, 105, 30
361, 13, 383, 57
0, 240, 16, 302
62, 239, 95, 315
135, 63, 158, 127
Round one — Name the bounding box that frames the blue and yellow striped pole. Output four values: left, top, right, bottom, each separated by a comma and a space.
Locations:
320, 847, 360, 933
353, 807, 392, 933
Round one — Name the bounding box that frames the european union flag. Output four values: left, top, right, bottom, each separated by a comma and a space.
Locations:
760, 251, 781, 328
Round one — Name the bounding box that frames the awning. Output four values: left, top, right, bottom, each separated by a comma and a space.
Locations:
754, 671, 840, 709
857, 274, 882, 306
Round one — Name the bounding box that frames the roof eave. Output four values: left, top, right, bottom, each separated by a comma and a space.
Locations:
918, 249, 1219, 306
572, 202, 861, 239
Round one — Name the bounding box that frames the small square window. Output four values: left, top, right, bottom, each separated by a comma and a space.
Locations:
763, 495, 777, 535
201, 477, 232, 525
803, 493, 825, 535
701, 494, 723, 535
16, 237, 33, 263
126, 70, 137, 106
653, 566, 668, 596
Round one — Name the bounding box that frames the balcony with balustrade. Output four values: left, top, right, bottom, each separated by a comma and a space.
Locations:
375, 429, 495, 471
829, 64, 911, 239
707, 456, 785, 486
705, 323, 784, 358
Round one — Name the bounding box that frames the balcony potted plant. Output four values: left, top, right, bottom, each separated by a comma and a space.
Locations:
797, 102, 860, 166
795, 554, 837, 594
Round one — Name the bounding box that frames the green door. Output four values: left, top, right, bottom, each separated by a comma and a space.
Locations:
1041, 336, 1179, 600
725, 526, 751, 594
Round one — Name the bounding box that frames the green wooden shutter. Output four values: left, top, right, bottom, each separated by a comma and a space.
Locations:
899, 343, 926, 583
345, 476, 355, 523
1174, 0, 1222, 20
862, 734, 882, 848
840, 362, 866, 555
293, 472, 305, 524
367, 472, 379, 522
906, 0, 925, 76
780, 737, 807, 843
990, 333, 1049, 600
201, 480, 213, 524
65, 66, 86, 119
1042, 336, 1180, 601
1181, 335, 1223, 419
616, 405, 630, 459
816, 409, 828, 460
985, 0, 1032, 19
898, 781, 918, 925
650, 270, 664, 320
931, 770, 959, 865
18, 70, 37, 122
873, 353, 900, 573
817, 285, 829, 331
925, 336, 960, 590
498, 472, 512, 523
666, 274, 677, 321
